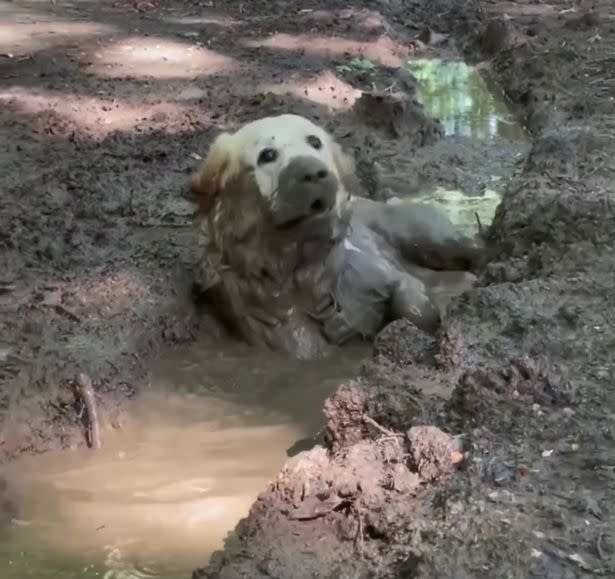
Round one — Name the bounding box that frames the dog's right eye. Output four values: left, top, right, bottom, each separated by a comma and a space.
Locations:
257, 148, 278, 165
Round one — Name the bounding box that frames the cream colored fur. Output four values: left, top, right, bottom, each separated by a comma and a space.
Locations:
191, 114, 354, 215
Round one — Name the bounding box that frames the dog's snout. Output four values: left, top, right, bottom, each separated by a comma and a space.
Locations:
301, 168, 329, 183
275, 155, 340, 227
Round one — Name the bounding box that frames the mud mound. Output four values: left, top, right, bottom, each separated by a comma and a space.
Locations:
197, 419, 461, 579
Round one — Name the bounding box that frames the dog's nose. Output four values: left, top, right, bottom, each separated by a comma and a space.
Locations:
301, 168, 329, 183
286, 156, 330, 184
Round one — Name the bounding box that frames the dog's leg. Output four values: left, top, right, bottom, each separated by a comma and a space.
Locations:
390, 275, 441, 334
353, 198, 486, 271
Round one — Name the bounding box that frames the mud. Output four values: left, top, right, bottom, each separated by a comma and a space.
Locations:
1, 0, 614, 577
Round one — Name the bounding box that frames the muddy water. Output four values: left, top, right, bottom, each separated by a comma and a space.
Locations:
1, 338, 368, 578
407, 58, 527, 231
408, 58, 524, 141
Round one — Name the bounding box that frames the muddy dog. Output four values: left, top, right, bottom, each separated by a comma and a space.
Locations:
190, 114, 484, 359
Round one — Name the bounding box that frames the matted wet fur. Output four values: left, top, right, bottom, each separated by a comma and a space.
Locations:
190, 114, 484, 359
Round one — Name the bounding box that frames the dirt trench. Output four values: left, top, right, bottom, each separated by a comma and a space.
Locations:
193, 1, 615, 578
1, 0, 615, 576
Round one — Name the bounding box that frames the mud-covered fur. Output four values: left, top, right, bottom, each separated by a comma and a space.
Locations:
191, 114, 483, 359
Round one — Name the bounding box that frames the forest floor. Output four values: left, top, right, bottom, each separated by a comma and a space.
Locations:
1, 0, 615, 576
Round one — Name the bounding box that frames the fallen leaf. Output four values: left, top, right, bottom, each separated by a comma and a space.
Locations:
568, 553, 593, 572
134, 0, 156, 11
287, 497, 346, 521
348, 57, 375, 71
417, 29, 449, 46
450, 451, 464, 464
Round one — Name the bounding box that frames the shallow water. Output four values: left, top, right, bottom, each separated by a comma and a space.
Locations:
408, 58, 524, 141
1, 338, 369, 578
406, 58, 526, 230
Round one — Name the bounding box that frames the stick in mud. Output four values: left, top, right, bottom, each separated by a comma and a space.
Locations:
72, 373, 102, 449
475, 211, 483, 236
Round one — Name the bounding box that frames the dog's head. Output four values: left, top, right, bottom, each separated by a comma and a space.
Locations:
190, 114, 355, 232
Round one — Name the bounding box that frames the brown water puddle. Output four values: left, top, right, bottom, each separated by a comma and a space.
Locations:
1, 338, 369, 578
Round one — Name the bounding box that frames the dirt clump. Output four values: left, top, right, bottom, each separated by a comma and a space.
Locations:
373, 318, 436, 367
352, 91, 443, 144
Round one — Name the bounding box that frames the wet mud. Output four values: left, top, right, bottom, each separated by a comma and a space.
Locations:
1, 0, 615, 577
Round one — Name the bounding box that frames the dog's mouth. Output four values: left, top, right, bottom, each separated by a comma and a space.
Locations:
276, 215, 309, 230
276, 209, 335, 231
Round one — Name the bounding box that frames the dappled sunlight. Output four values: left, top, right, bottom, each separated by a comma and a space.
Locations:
244, 33, 407, 67
260, 70, 361, 110
89, 36, 237, 79
357, 12, 388, 31
0, 16, 115, 56
492, 1, 558, 16
0, 86, 209, 136
401, 187, 502, 234
165, 14, 242, 28
284, 8, 389, 32
49, 270, 154, 321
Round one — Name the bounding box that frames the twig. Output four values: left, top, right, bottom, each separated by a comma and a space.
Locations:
132, 220, 191, 228
0, 282, 15, 295
54, 304, 81, 323
354, 504, 364, 553
362, 414, 402, 437
287, 497, 347, 521
72, 373, 102, 449
597, 534, 605, 560
475, 211, 483, 236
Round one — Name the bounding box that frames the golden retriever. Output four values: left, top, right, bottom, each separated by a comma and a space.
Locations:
190, 114, 483, 359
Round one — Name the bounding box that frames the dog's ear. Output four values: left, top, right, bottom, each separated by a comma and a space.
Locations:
331, 140, 363, 198
190, 132, 237, 212
331, 141, 356, 188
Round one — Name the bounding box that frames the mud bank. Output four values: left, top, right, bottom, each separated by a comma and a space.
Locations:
196, 1, 615, 578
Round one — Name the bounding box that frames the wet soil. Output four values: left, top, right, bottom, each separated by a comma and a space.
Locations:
1, 0, 615, 577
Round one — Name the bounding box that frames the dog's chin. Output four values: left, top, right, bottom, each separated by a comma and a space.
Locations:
276, 214, 311, 231
275, 209, 329, 230
274, 210, 345, 242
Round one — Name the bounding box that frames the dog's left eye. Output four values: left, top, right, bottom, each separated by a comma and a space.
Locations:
306, 135, 322, 150
258, 148, 278, 165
